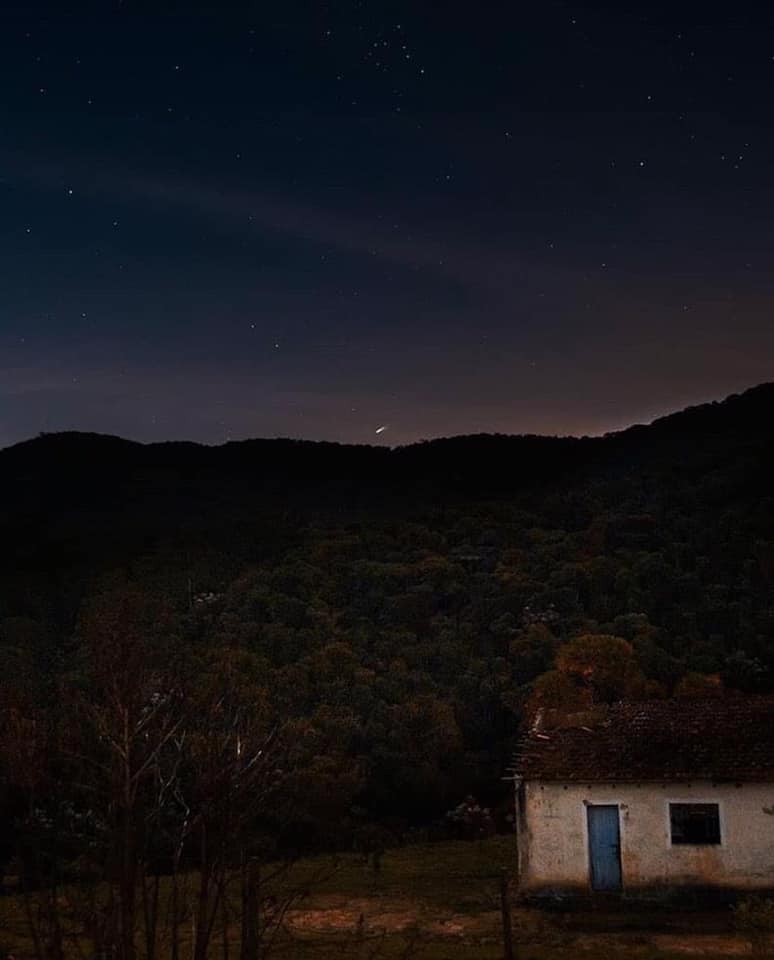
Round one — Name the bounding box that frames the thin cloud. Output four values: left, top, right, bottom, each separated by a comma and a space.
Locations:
1, 149, 552, 296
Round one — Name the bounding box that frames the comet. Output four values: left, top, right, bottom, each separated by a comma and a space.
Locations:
375, 424, 389, 434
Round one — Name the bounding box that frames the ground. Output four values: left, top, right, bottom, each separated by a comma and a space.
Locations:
1, 837, 771, 959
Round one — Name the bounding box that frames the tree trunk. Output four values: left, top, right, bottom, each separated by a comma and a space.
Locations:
119, 709, 137, 960
193, 836, 212, 960
142, 871, 160, 960
45, 882, 64, 960
239, 857, 260, 960
499, 871, 515, 960
21, 886, 45, 960
171, 874, 181, 960
193, 825, 225, 960
221, 894, 230, 960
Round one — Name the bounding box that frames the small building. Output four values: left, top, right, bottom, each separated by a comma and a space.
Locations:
514, 698, 774, 897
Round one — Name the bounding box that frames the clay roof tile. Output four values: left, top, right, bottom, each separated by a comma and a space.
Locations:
515, 698, 774, 782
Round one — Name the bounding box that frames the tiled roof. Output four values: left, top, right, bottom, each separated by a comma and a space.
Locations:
515, 698, 774, 782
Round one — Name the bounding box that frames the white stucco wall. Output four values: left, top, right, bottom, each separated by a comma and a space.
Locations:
519, 780, 774, 893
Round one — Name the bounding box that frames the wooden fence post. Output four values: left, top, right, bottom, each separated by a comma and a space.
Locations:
500, 869, 515, 960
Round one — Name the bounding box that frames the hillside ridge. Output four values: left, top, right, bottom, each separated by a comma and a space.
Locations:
3, 380, 772, 460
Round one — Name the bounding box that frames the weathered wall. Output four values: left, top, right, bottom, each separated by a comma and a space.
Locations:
519, 780, 774, 893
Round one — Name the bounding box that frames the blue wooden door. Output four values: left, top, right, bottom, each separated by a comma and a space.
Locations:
587, 805, 622, 891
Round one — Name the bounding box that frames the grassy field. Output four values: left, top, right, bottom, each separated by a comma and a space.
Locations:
0, 837, 759, 960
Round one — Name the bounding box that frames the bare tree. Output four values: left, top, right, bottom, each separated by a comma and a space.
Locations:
1, 586, 360, 960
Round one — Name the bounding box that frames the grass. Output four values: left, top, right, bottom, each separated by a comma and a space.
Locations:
283, 835, 516, 908
0, 837, 752, 960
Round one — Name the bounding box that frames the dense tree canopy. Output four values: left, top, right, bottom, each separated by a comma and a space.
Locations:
1, 384, 773, 860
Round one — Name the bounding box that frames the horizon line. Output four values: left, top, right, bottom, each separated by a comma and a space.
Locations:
2, 380, 770, 455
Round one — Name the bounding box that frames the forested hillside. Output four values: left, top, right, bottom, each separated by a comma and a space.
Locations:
1, 383, 773, 846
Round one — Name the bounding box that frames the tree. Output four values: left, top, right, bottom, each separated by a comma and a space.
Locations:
674, 671, 724, 699
525, 633, 654, 719
69, 585, 185, 960
554, 633, 650, 703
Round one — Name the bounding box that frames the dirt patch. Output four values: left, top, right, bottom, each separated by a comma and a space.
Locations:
286, 895, 759, 955
651, 934, 752, 956
286, 896, 426, 934
287, 896, 503, 938
424, 912, 500, 937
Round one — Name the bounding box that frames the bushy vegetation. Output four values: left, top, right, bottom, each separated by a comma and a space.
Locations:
0, 384, 773, 958
733, 897, 774, 954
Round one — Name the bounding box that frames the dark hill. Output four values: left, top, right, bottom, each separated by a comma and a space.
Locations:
3, 381, 773, 494
1, 382, 773, 630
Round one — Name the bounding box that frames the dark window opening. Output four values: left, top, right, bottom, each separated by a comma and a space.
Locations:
669, 803, 721, 845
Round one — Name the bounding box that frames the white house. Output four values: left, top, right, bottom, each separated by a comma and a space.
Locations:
514, 698, 774, 897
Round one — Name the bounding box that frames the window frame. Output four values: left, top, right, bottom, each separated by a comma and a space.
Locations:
667, 800, 723, 847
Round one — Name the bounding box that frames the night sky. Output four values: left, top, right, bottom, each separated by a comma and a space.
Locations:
2, 1, 773, 448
